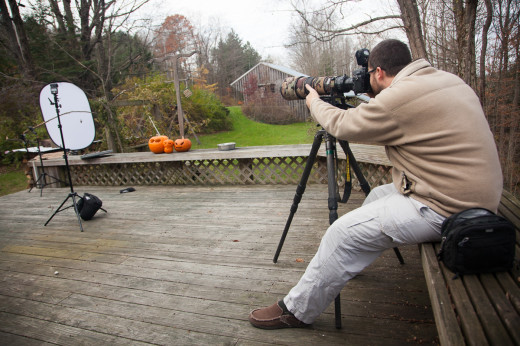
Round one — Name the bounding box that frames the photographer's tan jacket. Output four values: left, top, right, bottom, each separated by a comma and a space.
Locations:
309, 58, 502, 216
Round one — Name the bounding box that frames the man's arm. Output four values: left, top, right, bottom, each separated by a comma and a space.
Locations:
303, 85, 402, 145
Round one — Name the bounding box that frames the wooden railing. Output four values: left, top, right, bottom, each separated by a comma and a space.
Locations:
28, 144, 393, 188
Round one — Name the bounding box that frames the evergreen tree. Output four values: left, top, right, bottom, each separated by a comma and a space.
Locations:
211, 30, 261, 98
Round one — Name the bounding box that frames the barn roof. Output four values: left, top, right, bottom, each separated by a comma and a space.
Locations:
230, 62, 307, 87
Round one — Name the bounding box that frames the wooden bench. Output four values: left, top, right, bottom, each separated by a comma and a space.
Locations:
420, 190, 520, 345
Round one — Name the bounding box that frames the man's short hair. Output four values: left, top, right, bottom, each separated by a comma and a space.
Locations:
369, 39, 412, 76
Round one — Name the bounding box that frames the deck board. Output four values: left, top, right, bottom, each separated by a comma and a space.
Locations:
0, 185, 437, 345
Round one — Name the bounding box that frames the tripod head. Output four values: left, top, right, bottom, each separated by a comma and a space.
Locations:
319, 90, 368, 111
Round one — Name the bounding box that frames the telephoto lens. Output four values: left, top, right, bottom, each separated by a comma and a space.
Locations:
280, 75, 352, 100
279, 48, 371, 100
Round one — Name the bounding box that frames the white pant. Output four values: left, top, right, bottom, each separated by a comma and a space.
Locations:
284, 183, 445, 324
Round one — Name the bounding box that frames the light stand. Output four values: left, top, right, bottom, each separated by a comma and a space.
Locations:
28, 135, 68, 197
44, 83, 84, 231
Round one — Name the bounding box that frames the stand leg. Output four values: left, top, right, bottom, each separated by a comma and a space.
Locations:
338, 140, 370, 197
70, 193, 84, 232
28, 138, 68, 196
273, 130, 324, 263
393, 247, 405, 264
325, 134, 339, 225
334, 295, 342, 329
45, 193, 71, 226
45, 192, 84, 232
30, 173, 68, 197
29, 172, 46, 196
323, 134, 342, 329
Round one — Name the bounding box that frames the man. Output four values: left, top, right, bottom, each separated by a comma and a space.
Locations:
249, 39, 503, 329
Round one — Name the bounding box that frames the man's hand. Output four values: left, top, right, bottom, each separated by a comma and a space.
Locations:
305, 84, 320, 109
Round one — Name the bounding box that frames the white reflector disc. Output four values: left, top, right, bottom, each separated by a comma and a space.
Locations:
40, 82, 95, 150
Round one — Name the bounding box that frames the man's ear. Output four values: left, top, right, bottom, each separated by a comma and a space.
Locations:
376, 67, 386, 80
376, 67, 394, 89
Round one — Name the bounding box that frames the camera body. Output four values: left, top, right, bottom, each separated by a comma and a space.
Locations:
280, 48, 372, 101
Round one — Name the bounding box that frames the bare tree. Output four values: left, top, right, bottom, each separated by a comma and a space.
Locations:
33, 0, 153, 152
0, 0, 34, 78
192, 16, 223, 81
289, 0, 430, 61
289, 0, 401, 42
286, 8, 354, 76
396, 0, 427, 59
479, 0, 493, 107
487, 0, 520, 195
453, 0, 478, 89
507, 42, 519, 194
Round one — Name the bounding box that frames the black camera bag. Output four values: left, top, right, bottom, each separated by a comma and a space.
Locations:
76, 193, 103, 221
437, 208, 515, 277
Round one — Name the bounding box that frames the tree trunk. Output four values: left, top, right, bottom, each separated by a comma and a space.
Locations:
497, 0, 512, 166
1, 0, 34, 78
105, 127, 117, 152
0, 0, 19, 58
506, 45, 519, 194
479, 0, 493, 108
62, 0, 76, 37
396, 0, 428, 59
47, 0, 67, 35
453, 0, 478, 90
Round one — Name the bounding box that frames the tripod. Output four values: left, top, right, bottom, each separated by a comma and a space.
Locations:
29, 137, 68, 197
273, 98, 404, 330
43, 84, 84, 232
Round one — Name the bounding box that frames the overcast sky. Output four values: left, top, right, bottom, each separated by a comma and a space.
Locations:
138, 0, 398, 63
137, 0, 293, 61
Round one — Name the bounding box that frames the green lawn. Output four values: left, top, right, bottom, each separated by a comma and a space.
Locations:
191, 106, 315, 149
0, 168, 26, 197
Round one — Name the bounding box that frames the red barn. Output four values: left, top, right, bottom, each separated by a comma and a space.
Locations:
230, 62, 309, 123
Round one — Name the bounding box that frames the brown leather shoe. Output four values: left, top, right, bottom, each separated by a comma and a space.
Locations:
249, 301, 309, 329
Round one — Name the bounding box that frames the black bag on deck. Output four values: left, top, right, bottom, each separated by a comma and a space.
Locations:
437, 208, 515, 277
76, 193, 103, 221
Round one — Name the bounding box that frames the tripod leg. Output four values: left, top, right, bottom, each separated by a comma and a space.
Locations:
338, 140, 370, 197
39, 174, 45, 197
70, 193, 84, 232
273, 131, 324, 263
393, 247, 405, 264
334, 295, 342, 329
29, 173, 45, 194
325, 135, 339, 225
44, 193, 84, 232
45, 194, 71, 226
324, 134, 343, 329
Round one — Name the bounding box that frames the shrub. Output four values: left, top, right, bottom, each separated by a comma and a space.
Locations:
241, 91, 299, 124
0, 82, 44, 166
112, 74, 231, 144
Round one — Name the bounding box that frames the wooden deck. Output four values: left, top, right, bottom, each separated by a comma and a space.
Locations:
0, 185, 438, 345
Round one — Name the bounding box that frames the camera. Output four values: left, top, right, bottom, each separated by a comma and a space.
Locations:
280, 48, 372, 101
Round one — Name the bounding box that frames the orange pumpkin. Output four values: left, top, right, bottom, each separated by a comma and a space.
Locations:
174, 138, 192, 152
148, 135, 169, 154
163, 139, 174, 153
